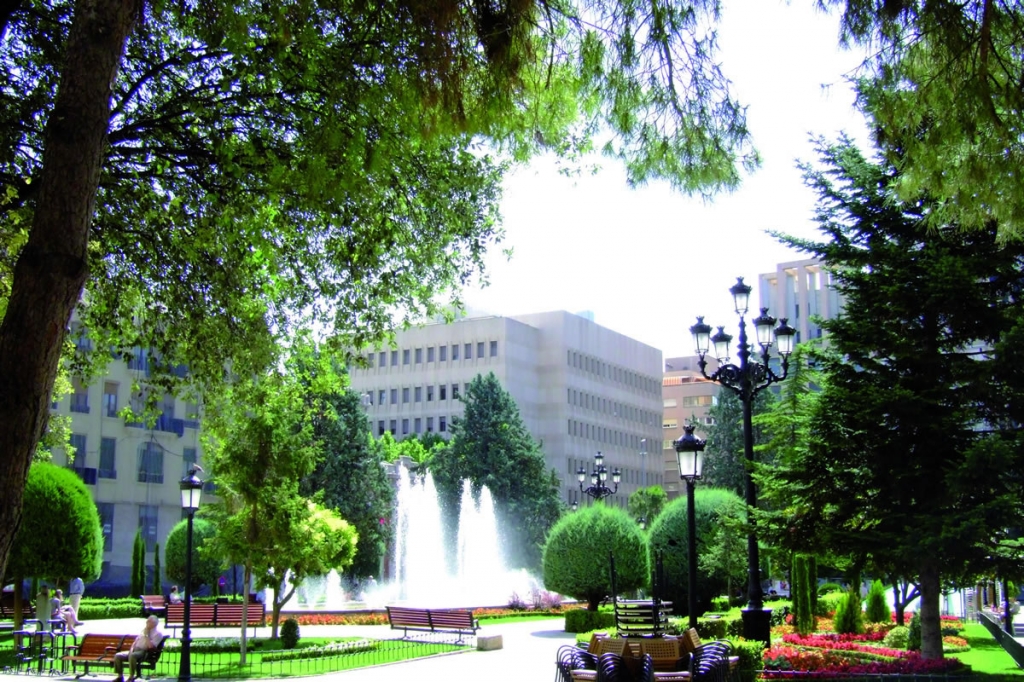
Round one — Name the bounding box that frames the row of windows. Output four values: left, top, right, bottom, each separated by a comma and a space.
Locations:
63, 379, 200, 428
377, 416, 450, 437
567, 388, 657, 426
566, 420, 647, 450
566, 350, 658, 395
366, 383, 462, 407
662, 416, 715, 430
361, 340, 500, 370
68, 434, 197, 485
663, 395, 715, 410
95, 502, 191, 553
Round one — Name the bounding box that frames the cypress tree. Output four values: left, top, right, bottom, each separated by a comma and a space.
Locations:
131, 530, 145, 597
152, 542, 161, 595
808, 555, 818, 617
790, 555, 802, 626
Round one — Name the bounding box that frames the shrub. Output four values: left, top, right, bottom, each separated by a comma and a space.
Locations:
832, 588, 864, 635
165, 518, 222, 593
507, 592, 528, 610
729, 638, 766, 681
564, 608, 615, 633
941, 625, 962, 637
77, 598, 143, 620
818, 591, 845, 616
280, 618, 300, 649
262, 640, 377, 662
883, 625, 910, 649
817, 582, 843, 595
907, 612, 922, 651
709, 596, 730, 612
543, 505, 648, 611
695, 615, 742, 639
864, 579, 891, 623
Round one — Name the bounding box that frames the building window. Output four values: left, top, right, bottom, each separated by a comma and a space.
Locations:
427, 417, 434, 432
389, 419, 397, 434
97, 502, 114, 552
138, 504, 158, 551
379, 351, 386, 367
69, 433, 87, 467
414, 386, 422, 402
663, 439, 674, 450
663, 418, 678, 429
390, 350, 398, 366
452, 344, 459, 360
681, 395, 714, 408
183, 447, 197, 477
403, 349, 410, 365
99, 438, 117, 479
664, 398, 677, 408
427, 385, 434, 401
71, 378, 90, 414
402, 387, 410, 403
427, 347, 435, 362
183, 400, 200, 428
490, 340, 497, 357
378, 420, 385, 436
137, 442, 164, 484
439, 416, 447, 432
378, 389, 386, 405
440, 345, 448, 361
452, 383, 460, 400
477, 341, 484, 358
414, 417, 421, 433
402, 418, 409, 435
440, 384, 447, 400
415, 348, 422, 363
390, 388, 398, 405
464, 343, 472, 359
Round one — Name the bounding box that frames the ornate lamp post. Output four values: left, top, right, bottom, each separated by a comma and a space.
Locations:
674, 424, 705, 628
577, 451, 621, 502
689, 276, 795, 643
178, 466, 204, 682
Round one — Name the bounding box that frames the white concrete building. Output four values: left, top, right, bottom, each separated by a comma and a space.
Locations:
348, 311, 664, 509
758, 258, 843, 345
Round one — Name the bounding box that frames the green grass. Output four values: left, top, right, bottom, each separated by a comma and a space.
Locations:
477, 613, 563, 625
949, 622, 1024, 678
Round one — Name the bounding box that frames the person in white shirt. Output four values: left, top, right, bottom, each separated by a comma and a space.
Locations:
113, 615, 163, 682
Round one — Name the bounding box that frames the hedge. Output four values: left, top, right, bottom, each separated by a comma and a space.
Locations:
564, 609, 615, 633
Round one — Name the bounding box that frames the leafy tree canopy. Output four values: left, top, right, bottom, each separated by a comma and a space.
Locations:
165, 517, 223, 592
627, 485, 667, 526
702, 388, 774, 495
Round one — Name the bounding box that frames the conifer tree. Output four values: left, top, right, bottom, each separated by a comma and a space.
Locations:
131, 530, 145, 598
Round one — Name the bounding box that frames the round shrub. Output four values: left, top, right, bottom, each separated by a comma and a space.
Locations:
883, 625, 910, 649
280, 618, 300, 649
817, 582, 844, 595
543, 504, 648, 611
907, 612, 922, 651
647, 488, 744, 620
165, 518, 222, 593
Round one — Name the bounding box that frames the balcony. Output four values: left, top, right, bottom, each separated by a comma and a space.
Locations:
126, 415, 185, 437
74, 467, 97, 485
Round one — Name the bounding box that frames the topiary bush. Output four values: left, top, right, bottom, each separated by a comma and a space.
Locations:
564, 608, 615, 633
543, 505, 649, 611
280, 618, 300, 649
907, 612, 922, 651
884, 625, 910, 649
647, 488, 744, 620
832, 588, 864, 635
729, 638, 766, 682
865, 579, 891, 623
165, 518, 223, 593
817, 581, 843, 595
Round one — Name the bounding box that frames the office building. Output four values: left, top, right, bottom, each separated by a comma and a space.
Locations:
758, 258, 842, 345
661, 356, 719, 499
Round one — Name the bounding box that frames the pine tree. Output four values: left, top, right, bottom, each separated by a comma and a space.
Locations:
702, 390, 774, 495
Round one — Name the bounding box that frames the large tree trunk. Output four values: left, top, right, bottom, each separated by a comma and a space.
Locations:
0, 0, 139, 581
918, 559, 943, 660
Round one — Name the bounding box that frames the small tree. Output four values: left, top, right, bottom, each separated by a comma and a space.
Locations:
833, 587, 865, 635
165, 518, 223, 593
131, 530, 145, 597
543, 504, 648, 610
152, 542, 161, 595
793, 555, 814, 634
627, 486, 668, 526
865, 579, 891, 623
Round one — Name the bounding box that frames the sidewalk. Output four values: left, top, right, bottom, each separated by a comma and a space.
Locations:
1, 616, 575, 682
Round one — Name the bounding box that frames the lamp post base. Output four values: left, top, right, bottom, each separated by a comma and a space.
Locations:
741, 607, 772, 645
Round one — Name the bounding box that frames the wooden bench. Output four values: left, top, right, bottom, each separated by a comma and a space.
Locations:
0, 590, 32, 620
63, 633, 166, 679
164, 602, 265, 637
140, 595, 166, 617
386, 606, 479, 642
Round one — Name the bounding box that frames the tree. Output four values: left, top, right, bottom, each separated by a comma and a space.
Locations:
648, 488, 745, 619
701, 389, 774, 495
131, 530, 145, 598
865, 579, 890, 624
152, 542, 161, 595
433, 372, 563, 571
2, 461, 102, 630
762, 138, 1024, 659
165, 518, 222, 594
826, 0, 1024, 237
543, 504, 649, 611
300, 389, 394, 580
627, 486, 667, 527
0, 0, 758, 582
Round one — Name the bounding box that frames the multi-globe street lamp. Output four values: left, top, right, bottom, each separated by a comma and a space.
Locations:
178, 466, 204, 682
689, 276, 795, 643
577, 451, 621, 502
674, 424, 705, 629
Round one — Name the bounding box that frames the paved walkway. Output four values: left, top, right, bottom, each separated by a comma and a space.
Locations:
1, 615, 574, 682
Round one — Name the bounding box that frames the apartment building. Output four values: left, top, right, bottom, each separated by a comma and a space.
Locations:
347, 311, 664, 509
51, 342, 203, 592
661, 355, 719, 499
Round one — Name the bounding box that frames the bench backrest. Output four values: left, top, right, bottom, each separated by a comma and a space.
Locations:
141, 595, 165, 606
165, 603, 217, 625
214, 603, 265, 625
386, 606, 432, 626
78, 634, 129, 657
426, 609, 474, 629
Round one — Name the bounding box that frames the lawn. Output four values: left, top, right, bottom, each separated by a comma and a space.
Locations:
951, 622, 1024, 678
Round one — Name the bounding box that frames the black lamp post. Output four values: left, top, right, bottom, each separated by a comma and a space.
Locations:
577, 451, 621, 502
689, 276, 795, 643
674, 424, 705, 629
637, 517, 647, 531
178, 466, 204, 682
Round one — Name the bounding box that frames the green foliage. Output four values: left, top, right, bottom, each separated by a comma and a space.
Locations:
564, 609, 615, 633
648, 488, 745, 618
728, 638, 767, 679
543, 505, 648, 611
817, 582, 843, 596
301, 389, 394, 579
695, 615, 743, 639
261, 640, 377, 662
131, 530, 145, 599
818, 591, 846, 615
4, 462, 102, 585
703, 390, 774, 495
832, 588, 864, 635
627, 486, 667, 526
865, 579, 890, 623
76, 598, 142, 620
280, 618, 300, 649
709, 596, 730, 612
907, 612, 922, 651
151, 542, 161, 595
883, 625, 910, 650
165, 518, 222, 593
434, 373, 563, 571
792, 555, 814, 635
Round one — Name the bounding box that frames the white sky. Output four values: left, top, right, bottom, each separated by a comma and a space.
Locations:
461, 0, 873, 358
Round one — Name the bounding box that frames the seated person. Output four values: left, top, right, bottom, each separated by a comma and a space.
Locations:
50, 588, 83, 633
168, 586, 182, 604
113, 615, 163, 682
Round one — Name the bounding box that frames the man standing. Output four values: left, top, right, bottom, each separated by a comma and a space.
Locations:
68, 577, 84, 613
113, 615, 163, 682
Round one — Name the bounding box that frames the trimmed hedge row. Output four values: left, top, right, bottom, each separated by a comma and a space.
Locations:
261, 640, 377, 662
77, 598, 142, 620
564, 609, 615, 633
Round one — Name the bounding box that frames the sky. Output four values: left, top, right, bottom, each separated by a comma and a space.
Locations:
460, 0, 873, 359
